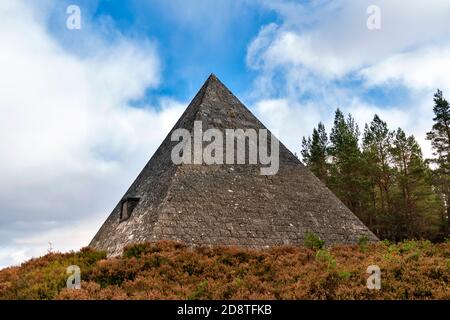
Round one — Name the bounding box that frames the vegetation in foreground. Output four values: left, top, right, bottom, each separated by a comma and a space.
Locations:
0, 240, 448, 300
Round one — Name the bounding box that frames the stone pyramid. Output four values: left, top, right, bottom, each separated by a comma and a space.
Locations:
90, 74, 377, 256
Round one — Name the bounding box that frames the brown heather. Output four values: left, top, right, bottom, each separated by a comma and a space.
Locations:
0, 240, 448, 300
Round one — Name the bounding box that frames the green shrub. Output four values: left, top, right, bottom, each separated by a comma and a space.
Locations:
400, 240, 418, 254
407, 251, 420, 261
358, 236, 369, 252
358, 236, 369, 246
315, 249, 336, 270
338, 271, 352, 280
188, 280, 210, 300
76, 247, 107, 264
123, 243, 149, 259
304, 232, 325, 250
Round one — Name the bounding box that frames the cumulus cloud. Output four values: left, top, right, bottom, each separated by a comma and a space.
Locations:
254, 95, 435, 163
253, 0, 450, 77
0, 1, 185, 268
247, 0, 450, 158
361, 45, 450, 93
254, 98, 325, 153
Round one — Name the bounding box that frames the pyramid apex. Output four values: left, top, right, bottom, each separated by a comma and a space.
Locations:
204, 73, 220, 86
197, 73, 230, 99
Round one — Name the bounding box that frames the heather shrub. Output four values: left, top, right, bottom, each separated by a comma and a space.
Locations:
123, 243, 150, 259
188, 280, 210, 300
1, 241, 449, 300
92, 258, 139, 288
76, 247, 107, 263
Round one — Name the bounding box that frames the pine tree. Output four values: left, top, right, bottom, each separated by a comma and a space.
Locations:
426, 89, 450, 231
300, 101, 448, 241
362, 115, 394, 238
329, 109, 370, 222
301, 122, 328, 182
391, 128, 443, 239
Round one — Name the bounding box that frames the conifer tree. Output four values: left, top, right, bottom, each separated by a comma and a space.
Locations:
426, 89, 450, 231
301, 122, 328, 182
329, 109, 369, 221
362, 115, 394, 238
300, 100, 448, 241
391, 128, 443, 239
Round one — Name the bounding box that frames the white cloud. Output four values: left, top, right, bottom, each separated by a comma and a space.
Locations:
0, 1, 185, 268
2, 216, 101, 268
360, 45, 450, 93
253, 0, 450, 77
254, 98, 325, 154
254, 96, 434, 162
247, 0, 450, 159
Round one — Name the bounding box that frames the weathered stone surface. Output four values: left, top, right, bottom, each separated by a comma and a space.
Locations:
90, 74, 377, 256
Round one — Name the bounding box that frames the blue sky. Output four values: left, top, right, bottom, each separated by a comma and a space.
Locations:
47, 0, 409, 107
1, 0, 450, 267
49, 0, 279, 102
